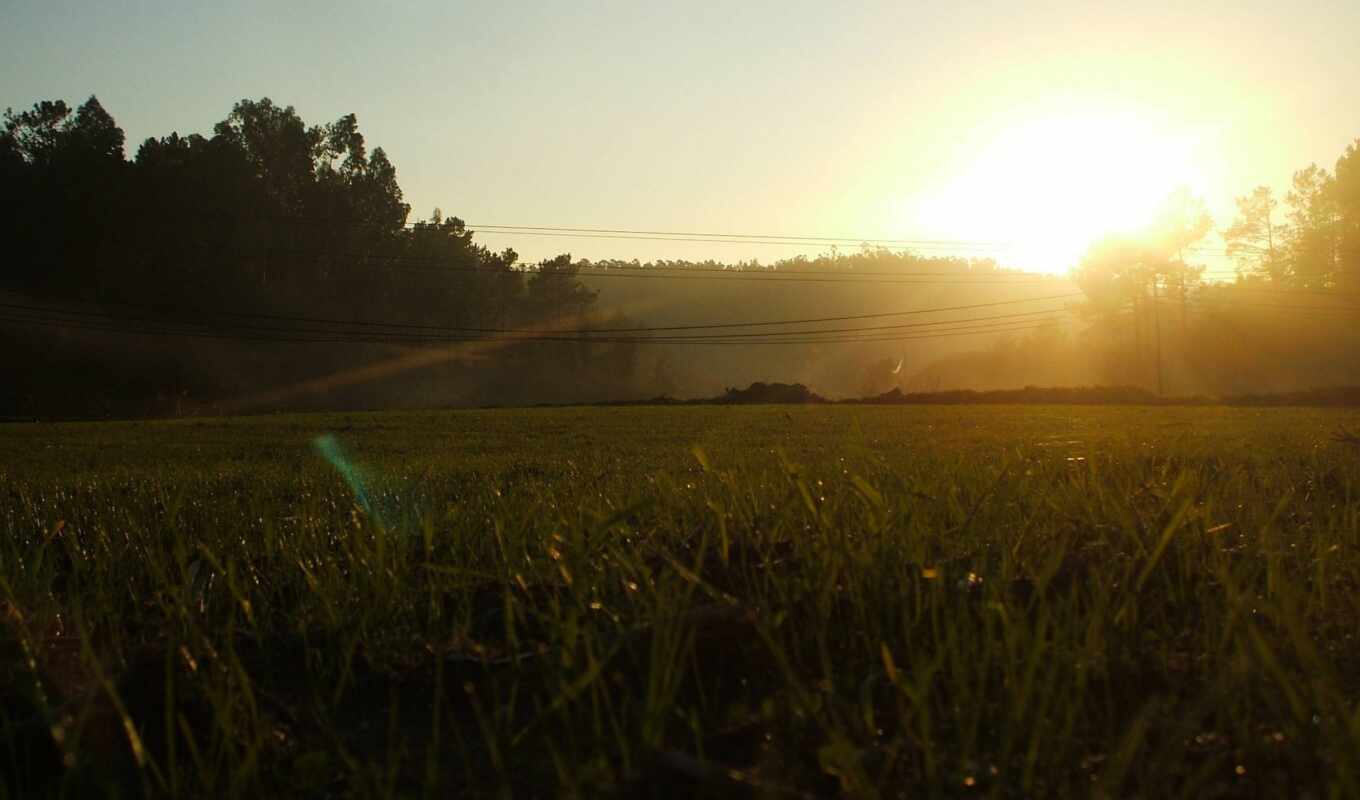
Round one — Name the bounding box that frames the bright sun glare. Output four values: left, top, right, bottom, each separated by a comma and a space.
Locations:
908, 111, 1208, 273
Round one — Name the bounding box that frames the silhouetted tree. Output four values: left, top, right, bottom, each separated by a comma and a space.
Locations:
1076, 235, 1152, 331
1334, 139, 1360, 286
1074, 190, 1212, 390
526, 254, 598, 325
0, 97, 126, 298
1146, 188, 1211, 334
1285, 164, 1341, 288
1224, 186, 1287, 284
0, 95, 607, 416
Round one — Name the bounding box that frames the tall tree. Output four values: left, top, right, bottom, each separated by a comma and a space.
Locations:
1148, 187, 1213, 260
204, 99, 413, 300
1075, 235, 1155, 344
129, 131, 270, 306
1147, 188, 1211, 332
1075, 189, 1211, 392
0, 96, 126, 297
1334, 139, 1360, 286
1, 100, 74, 166
64, 96, 125, 165
1285, 164, 1341, 288
526, 254, 598, 325
1223, 186, 1287, 284
212, 98, 319, 215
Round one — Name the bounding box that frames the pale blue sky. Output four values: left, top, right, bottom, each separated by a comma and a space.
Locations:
4, 1, 1357, 269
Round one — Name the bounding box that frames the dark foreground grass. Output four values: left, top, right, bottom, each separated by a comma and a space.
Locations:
2, 405, 1359, 798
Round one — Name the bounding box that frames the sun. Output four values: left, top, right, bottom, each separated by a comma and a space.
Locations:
904, 110, 1209, 273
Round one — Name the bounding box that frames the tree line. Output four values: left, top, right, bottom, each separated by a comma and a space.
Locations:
0, 96, 596, 329
1223, 149, 1360, 288
1076, 139, 1360, 306
0, 95, 1050, 416
0, 96, 629, 416
3, 94, 1358, 415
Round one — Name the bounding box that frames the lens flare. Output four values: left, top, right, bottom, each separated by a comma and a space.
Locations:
312, 434, 379, 523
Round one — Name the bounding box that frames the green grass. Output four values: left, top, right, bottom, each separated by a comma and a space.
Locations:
2, 405, 1360, 798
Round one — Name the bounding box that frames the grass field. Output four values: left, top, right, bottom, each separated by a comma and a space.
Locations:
3, 405, 1360, 798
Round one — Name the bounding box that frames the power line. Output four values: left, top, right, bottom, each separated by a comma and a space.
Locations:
0, 293, 1084, 340
586, 299, 1081, 335
0, 305, 1070, 343
660, 322, 1067, 345
271, 214, 1014, 249
275, 214, 1246, 259
467, 228, 1004, 252
468, 224, 1009, 248
0, 310, 1070, 347
1175, 299, 1360, 315
615, 311, 1075, 341
255, 213, 1246, 267
1151, 305, 1360, 335
1194, 284, 1360, 300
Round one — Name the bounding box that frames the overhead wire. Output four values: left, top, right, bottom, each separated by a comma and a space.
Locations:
0, 295, 1083, 340
0, 310, 1073, 347
14, 212, 1360, 351
269, 214, 1244, 258
268, 214, 1015, 248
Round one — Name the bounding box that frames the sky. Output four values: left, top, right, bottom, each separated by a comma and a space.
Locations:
3, 0, 1358, 273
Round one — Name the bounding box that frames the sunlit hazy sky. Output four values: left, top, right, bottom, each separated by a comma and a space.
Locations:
4, 1, 1357, 272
